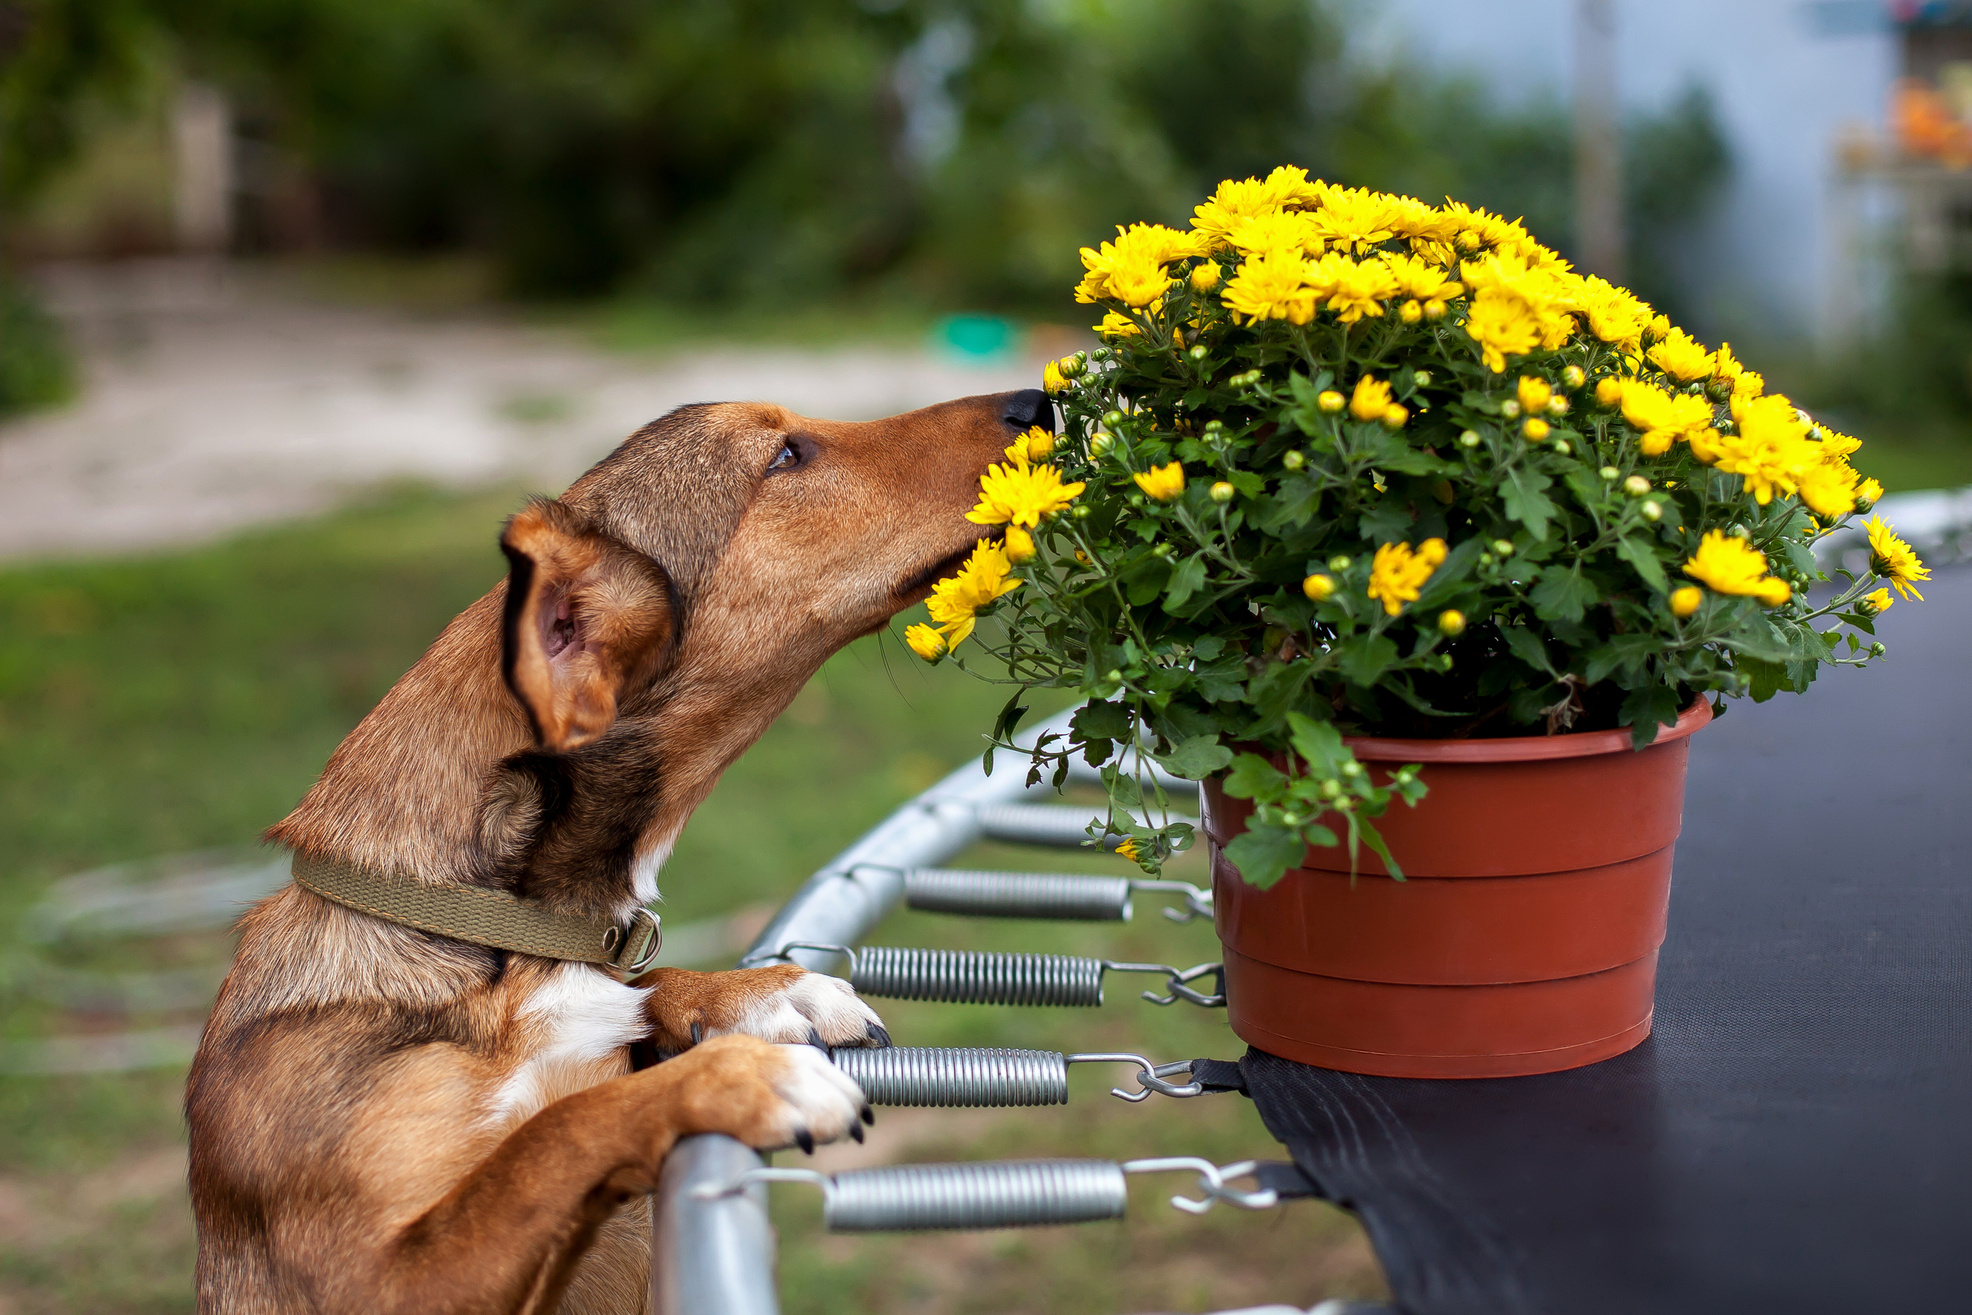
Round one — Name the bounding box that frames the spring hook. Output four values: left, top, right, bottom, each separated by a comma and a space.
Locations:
1138, 960, 1226, 1008
826, 1046, 1204, 1106
890, 867, 1213, 924
690, 1157, 1277, 1232
776, 943, 1224, 1010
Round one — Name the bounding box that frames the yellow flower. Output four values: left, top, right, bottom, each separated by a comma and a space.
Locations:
904, 623, 948, 661
1594, 376, 1624, 408
1189, 166, 1326, 246
1002, 525, 1035, 564
1857, 477, 1884, 505
1115, 838, 1141, 863
1681, 530, 1790, 606
1647, 326, 1714, 382
1023, 426, 1055, 461
1322, 254, 1402, 323
1865, 586, 1894, 613
1095, 311, 1141, 339
1866, 516, 1930, 600
1437, 609, 1466, 636
1307, 186, 1402, 252
1669, 585, 1702, 618
1222, 209, 1323, 257
1349, 374, 1393, 421
1712, 341, 1744, 384
925, 540, 1023, 646
1189, 261, 1221, 292
1366, 538, 1448, 616
1568, 275, 1655, 351
1075, 223, 1206, 306
1523, 416, 1550, 441
1133, 462, 1186, 502
1713, 393, 1816, 504
1384, 251, 1465, 307
1463, 288, 1547, 373
967, 449, 1085, 528
1221, 250, 1318, 325
1619, 379, 1716, 456
1043, 359, 1067, 394
1517, 375, 1552, 414
1302, 573, 1335, 601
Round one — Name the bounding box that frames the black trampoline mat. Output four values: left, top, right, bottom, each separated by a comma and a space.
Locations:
1231, 563, 1972, 1315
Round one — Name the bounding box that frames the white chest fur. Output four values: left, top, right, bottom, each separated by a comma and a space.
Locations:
486, 961, 650, 1126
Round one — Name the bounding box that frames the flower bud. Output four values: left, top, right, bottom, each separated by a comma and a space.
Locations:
1547, 396, 1569, 417
1203, 419, 1224, 434
1424, 299, 1448, 320
1492, 539, 1515, 556
1071, 503, 1092, 519
1317, 389, 1345, 414
1328, 555, 1352, 571
1458, 429, 1481, 448
1523, 417, 1550, 441
1026, 427, 1055, 460
1102, 409, 1125, 428
1413, 370, 1431, 387
1339, 761, 1362, 778
1640, 499, 1663, 521
1624, 475, 1651, 496
1551, 439, 1571, 456
1382, 404, 1409, 429
1400, 299, 1423, 323
1088, 432, 1113, 457
1595, 377, 1623, 408
1190, 262, 1221, 292
1002, 526, 1036, 564
1517, 376, 1552, 414
1562, 364, 1586, 389
1869, 641, 1886, 657
1282, 449, 1306, 470
904, 623, 947, 661
1438, 609, 1466, 636
1600, 465, 1620, 480
1188, 343, 1209, 361
1320, 779, 1343, 800
1059, 353, 1087, 379
1501, 398, 1522, 419
1670, 585, 1702, 618
1479, 551, 1494, 565
1210, 480, 1236, 503
1728, 523, 1749, 538
1303, 573, 1336, 601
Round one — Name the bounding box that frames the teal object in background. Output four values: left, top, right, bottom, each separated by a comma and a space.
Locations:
936, 314, 1019, 361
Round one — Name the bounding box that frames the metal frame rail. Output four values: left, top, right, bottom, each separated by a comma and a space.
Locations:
651, 710, 1189, 1314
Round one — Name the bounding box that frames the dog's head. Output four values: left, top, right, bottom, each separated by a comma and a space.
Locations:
498, 388, 1050, 754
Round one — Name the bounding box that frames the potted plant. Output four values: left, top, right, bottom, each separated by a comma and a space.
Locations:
906, 166, 1931, 1078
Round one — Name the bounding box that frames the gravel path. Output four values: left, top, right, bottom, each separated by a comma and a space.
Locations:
0, 259, 1039, 560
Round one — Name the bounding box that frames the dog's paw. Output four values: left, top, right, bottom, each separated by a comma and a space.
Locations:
704, 968, 891, 1050
674, 1036, 870, 1153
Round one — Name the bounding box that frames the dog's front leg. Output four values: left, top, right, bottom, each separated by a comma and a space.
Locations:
636, 965, 890, 1053
374, 1034, 865, 1315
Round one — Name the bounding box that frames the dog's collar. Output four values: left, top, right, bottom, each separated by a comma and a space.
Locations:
291, 853, 662, 978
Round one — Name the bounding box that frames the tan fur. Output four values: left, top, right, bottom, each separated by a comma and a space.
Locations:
188, 391, 1049, 1313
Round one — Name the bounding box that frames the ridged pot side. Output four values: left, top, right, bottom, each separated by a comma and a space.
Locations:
1207, 701, 1712, 1078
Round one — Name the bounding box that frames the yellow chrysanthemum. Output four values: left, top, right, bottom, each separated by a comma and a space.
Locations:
1568, 275, 1655, 351
1115, 838, 1141, 863
925, 540, 1023, 646
1075, 223, 1206, 306
1682, 531, 1791, 606
1384, 251, 1465, 307
1095, 311, 1141, 338
1133, 461, 1186, 502
1002, 525, 1035, 564
1349, 374, 1393, 421
1222, 209, 1323, 257
1619, 379, 1716, 457
967, 447, 1086, 528
1866, 516, 1930, 600
1323, 254, 1402, 323
904, 623, 948, 661
1865, 586, 1894, 613
1464, 290, 1546, 373
1857, 477, 1884, 505
1712, 341, 1744, 384
1648, 326, 1715, 382
1221, 250, 1318, 325
1714, 393, 1817, 505
1307, 186, 1401, 253
1043, 359, 1067, 394
1669, 585, 1703, 618
1459, 251, 1576, 371
1366, 538, 1448, 616
1189, 166, 1326, 246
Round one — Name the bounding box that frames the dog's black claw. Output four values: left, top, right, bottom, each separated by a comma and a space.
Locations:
794, 1127, 815, 1155
860, 1104, 875, 1126
689, 1021, 703, 1047
807, 1027, 828, 1052
865, 1021, 892, 1048
849, 1122, 865, 1144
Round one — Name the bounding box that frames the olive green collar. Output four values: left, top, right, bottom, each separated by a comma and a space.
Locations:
292, 852, 661, 978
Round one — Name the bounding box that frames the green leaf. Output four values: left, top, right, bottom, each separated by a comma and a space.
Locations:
1529, 564, 1596, 624
1499, 468, 1556, 541
1357, 500, 1413, 545
1222, 752, 1287, 800
1720, 613, 1793, 663
1222, 823, 1308, 889
1615, 536, 1670, 593
1620, 684, 1682, 748
1225, 470, 1266, 497
1121, 555, 1172, 604
1164, 553, 1209, 610
1150, 734, 1235, 780
1072, 699, 1133, 742
1499, 624, 1558, 676
1285, 712, 1347, 775
1255, 473, 1322, 529
1338, 634, 1400, 686
1192, 654, 1249, 704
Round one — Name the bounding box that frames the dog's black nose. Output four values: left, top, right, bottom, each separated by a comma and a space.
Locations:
1001, 388, 1053, 433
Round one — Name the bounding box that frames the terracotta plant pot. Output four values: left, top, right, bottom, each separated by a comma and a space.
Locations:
1206, 700, 1713, 1079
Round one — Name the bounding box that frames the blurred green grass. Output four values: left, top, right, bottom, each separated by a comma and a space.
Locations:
0, 486, 1382, 1314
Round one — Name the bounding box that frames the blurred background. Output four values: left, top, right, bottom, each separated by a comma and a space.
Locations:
2, 1, 1970, 1312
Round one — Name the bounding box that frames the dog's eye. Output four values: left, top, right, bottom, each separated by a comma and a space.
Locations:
767, 441, 800, 473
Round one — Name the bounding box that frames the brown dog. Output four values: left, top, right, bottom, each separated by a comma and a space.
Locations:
187, 389, 1050, 1314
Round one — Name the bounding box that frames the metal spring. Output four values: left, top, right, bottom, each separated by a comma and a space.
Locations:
900, 867, 1213, 924
904, 869, 1132, 921
824, 1159, 1129, 1232
830, 1046, 1069, 1107
848, 945, 1108, 1006
972, 804, 1122, 849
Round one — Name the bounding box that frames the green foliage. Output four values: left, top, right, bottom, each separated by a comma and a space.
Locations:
0, 273, 75, 418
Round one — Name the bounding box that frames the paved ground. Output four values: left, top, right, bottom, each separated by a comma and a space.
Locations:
0, 259, 1039, 560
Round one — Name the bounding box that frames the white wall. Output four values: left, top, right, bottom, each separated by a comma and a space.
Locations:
1363, 0, 1898, 344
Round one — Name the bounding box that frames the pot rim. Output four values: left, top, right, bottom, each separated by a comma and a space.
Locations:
1341, 697, 1713, 763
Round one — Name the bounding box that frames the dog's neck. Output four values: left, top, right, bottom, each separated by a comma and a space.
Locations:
269, 582, 828, 923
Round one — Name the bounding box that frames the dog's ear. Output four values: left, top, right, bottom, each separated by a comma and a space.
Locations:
500, 500, 676, 753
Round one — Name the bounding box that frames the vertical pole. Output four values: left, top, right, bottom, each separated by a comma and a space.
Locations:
172, 82, 234, 254
1573, 0, 1625, 282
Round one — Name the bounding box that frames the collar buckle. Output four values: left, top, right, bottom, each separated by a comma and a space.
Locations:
610, 907, 663, 977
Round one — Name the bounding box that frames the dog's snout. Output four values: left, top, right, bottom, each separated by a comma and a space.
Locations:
1000, 388, 1052, 433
